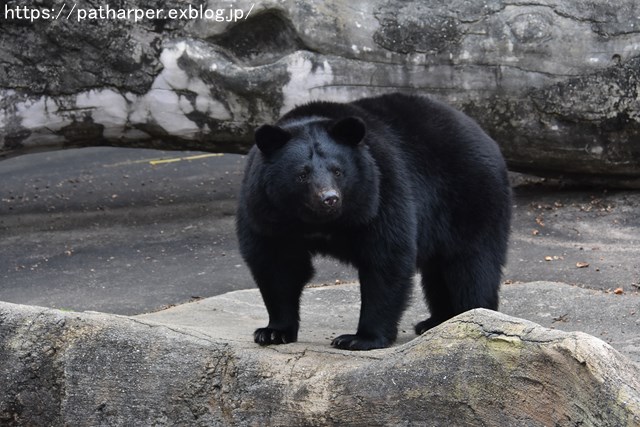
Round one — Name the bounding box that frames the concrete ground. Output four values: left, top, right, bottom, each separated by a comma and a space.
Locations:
1, 147, 638, 361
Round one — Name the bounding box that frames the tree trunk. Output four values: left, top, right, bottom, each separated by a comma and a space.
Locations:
1, 0, 639, 184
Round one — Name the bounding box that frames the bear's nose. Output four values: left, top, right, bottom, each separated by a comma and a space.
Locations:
321, 189, 340, 208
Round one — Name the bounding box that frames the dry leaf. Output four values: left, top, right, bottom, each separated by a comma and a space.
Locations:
544, 256, 553, 261
614, 288, 624, 295
576, 262, 589, 268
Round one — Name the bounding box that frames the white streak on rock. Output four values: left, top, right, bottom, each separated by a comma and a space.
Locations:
154, 41, 189, 91
146, 89, 200, 137
76, 89, 129, 138
280, 53, 343, 116
132, 41, 231, 134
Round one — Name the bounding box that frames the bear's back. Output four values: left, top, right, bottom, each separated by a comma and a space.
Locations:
353, 94, 511, 251
350, 94, 507, 190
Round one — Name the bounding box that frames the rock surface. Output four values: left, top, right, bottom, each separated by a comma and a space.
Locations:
1, 0, 639, 184
1, 282, 639, 426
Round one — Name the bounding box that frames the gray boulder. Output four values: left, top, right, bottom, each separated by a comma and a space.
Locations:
1, 0, 639, 185
1, 283, 639, 426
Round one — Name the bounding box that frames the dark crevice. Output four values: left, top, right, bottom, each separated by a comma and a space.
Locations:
207, 10, 309, 67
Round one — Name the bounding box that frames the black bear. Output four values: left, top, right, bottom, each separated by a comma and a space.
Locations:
236, 93, 511, 350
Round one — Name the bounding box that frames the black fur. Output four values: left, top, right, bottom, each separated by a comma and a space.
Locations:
236, 93, 511, 350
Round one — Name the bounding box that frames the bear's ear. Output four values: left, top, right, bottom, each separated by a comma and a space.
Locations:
329, 117, 366, 146
254, 125, 292, 155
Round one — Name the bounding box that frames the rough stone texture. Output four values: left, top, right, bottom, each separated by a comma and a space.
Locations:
1, 0, 639, 185
1, 283, 639, 426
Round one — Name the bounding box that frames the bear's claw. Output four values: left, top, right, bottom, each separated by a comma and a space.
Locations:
254, 327, 297, 346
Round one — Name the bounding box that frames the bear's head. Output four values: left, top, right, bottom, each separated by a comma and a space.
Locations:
253, 116, 379, 225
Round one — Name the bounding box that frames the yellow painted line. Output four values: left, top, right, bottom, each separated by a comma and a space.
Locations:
105, 153, 224, 167
181, 153, 225, 161
149, 153, 224, 165
148, 157, 183, 165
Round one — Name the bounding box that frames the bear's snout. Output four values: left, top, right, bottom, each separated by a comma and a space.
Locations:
319, 189, 341, 210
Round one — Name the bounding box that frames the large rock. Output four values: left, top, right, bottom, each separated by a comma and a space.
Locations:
1, 283, 639, 426
1, 0, 639, 184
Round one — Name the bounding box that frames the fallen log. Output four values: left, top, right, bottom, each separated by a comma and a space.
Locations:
1, 0, 639, 185
1, 287, 639, 425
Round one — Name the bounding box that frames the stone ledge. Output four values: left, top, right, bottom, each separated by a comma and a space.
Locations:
1, 282, 639, 426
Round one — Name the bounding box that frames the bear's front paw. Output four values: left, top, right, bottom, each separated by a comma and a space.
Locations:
331, 334, 391, 351
254, 327, 297, 346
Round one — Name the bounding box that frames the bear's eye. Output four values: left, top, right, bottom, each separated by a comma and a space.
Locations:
333, 168, 342, 177
297, 171, 309, 182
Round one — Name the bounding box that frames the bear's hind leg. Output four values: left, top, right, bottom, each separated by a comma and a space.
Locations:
416, 253, 501, 335
332, 263, 413, 350
415, 257, 455, 335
